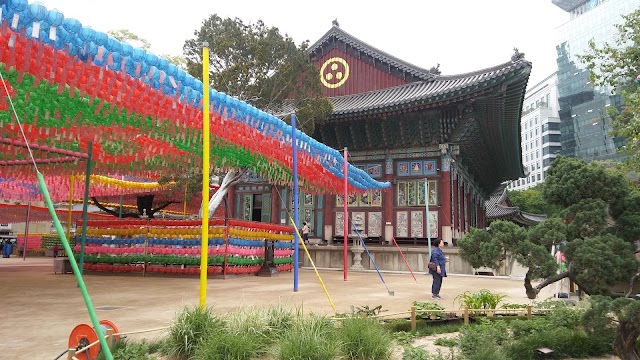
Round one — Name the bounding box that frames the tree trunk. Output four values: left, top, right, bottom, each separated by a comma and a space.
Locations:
524, 269, 571, 299
200, 170, 245, 218
613, 323, 640, 360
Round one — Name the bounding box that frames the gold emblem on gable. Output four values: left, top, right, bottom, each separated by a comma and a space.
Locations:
320, 57, 349, 88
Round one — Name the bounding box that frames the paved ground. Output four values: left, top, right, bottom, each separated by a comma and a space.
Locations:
0, 257, 557, 359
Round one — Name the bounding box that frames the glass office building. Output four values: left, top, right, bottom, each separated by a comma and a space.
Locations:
554, 0, 640, 161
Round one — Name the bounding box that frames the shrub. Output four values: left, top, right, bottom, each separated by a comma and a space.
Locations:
97, 340, 156, 360
509, 318, 554, 339
274, 313, 338, 360
402, 346, 430, 360
433, 337, 458, 347
413, 301, 445, 319
547, 306, 584, 329
265, 304, 295, 333
194, 328, 264, 360
454, 289, 506, 311
459, 319, 509, 356
163, 306, 223, 360
505, 328, 613, 359
340, 317, 393, 360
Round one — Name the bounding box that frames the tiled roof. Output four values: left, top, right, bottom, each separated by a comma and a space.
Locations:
308, 25, 437, 81
328, 59, 531, 119
485, 185, 547, 225
265, 58, 530, 120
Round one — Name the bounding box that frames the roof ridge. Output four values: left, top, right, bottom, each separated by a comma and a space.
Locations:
325, 59, 528, 102
437, 58, 532, 81
308, 25, 436, 80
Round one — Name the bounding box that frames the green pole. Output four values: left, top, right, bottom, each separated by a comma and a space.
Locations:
79, 141, 92, 275
37, 171, 113, 360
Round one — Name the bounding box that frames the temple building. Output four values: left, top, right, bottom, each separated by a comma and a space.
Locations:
227, 24, 531, 246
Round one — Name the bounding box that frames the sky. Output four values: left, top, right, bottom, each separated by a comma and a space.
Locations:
39, 0, 570, 86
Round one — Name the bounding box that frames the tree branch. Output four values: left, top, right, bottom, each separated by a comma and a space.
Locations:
91, 197, 140, 218
524, 269, 571, 299
149, 201, 179, 218
625, 266, 640, 298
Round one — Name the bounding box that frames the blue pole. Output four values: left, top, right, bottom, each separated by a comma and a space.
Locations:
292, 114, 299, 292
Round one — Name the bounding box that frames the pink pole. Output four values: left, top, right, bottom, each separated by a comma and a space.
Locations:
392, 236, 417, 283
343, 148, 348, 281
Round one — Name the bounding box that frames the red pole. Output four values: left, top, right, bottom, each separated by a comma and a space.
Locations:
343, 148, 348, 281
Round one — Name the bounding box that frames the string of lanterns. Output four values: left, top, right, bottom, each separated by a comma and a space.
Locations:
0, 0, 390, 203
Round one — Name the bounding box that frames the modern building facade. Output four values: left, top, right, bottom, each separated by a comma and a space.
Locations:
554, 0, 639, 162
509, 72, 561, 190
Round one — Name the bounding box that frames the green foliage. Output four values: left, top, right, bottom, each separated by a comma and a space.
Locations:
506, 185, 561, 217
336, 304, 387, 319
460, 155, 640, 299
501, 303, 529, 309
97, 340, 157, 360
526, 217, 566, 248
547, 306, 585, 329
194, 328, 265, 360
163, 306, 223, 360
579, 9, 640, 171
459, 319, 509, 356
543, 156, 629, 208
566, 234, 637, 294
454, 289, 506, 310
513, 239, 558, 280
274, 313, 339, 360
393, 331, 417, 346
458, 306, 614, 360
562, 198, 608, 240
458, 221, 526, 270
193, 306, 283, 360
108, 29, 151, 50
340, 317, 393, 360
608, 190, 640, 242
412, 301, 445, 319
402, 346, 431, 360
504, 328, 613, 360
433, 337, 458, 347
582, 295, 639, 335
183, 15, 332, 135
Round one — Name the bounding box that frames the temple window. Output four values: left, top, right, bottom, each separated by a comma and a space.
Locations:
396, 180, 437, 207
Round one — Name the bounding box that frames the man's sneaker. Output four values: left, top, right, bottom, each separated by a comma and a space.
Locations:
432, 295, 443, 300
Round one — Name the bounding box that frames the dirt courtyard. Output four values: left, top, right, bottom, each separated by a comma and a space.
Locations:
0, 257, 557, 359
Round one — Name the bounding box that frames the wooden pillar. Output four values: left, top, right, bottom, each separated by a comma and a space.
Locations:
383, 158, 394, 243
458, 178, 464, 237
271, 186, 279, 224
465, 187, 471, 233
439, 154, 452, 244
323, 192, 333, 242
452, 173, 459, 239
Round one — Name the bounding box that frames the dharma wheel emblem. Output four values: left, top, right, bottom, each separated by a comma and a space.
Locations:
320, 57, 349, 88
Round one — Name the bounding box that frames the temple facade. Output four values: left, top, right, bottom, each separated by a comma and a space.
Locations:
227, 24, 531, 246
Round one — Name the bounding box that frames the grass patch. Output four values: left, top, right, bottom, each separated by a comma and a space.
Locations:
96, 340, 157, 360
274, 313, 339, 360
433, 337, 458, 347
504, 328, 613, 359
163, 306, 223, 360
340, 317, 393, 360
195, 328, 264, 360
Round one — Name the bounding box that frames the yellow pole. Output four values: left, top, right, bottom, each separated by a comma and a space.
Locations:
67, 175, 74, 240
199, 43, 211, 309
183, 186, 188, 219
